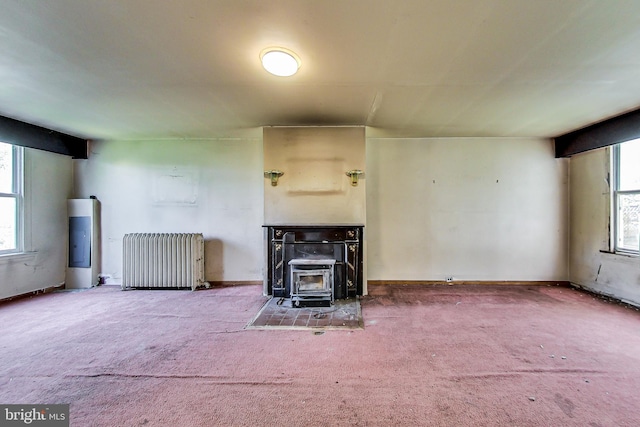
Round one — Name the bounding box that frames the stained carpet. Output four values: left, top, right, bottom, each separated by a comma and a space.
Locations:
1, 283, 640, 426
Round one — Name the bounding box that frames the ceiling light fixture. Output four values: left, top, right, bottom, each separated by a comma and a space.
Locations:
260, 47, 301, 77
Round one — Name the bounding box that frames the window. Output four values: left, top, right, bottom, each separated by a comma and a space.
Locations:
613, 138, 640, 254
0, 142, 23, 254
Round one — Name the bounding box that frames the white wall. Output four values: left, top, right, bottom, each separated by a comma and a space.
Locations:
72, 135, 570, 287
366, 137, 568, 281
73, 138, 264, 283
11, 134, 639, 300
569, 147, 640, 305
263, 126, 366, 224
0, 148, 73, 299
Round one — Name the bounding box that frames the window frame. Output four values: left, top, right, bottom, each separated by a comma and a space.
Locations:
612, 140, 640, 255
0, 143, 24, 255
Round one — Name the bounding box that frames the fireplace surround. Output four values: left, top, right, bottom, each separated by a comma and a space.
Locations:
263, 224, 364, 302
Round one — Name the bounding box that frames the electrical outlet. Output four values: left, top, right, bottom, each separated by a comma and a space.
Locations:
446, 276, 453, 282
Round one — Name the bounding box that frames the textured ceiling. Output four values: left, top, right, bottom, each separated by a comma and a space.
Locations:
1, 0, 640, 141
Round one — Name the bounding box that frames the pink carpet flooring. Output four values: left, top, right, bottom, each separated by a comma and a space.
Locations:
1, 283, 639, 426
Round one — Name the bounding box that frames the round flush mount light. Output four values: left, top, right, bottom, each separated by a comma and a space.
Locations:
260, 47, 301, 77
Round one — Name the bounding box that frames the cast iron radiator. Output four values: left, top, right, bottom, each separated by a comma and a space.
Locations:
122, 233, 205, 290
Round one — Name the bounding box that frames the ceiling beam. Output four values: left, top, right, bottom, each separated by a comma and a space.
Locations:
554, 108, 640, 158
0, 115, 87, 159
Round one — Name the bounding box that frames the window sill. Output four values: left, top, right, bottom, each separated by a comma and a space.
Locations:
0, 252, 38, 265
599, 250, 639, 259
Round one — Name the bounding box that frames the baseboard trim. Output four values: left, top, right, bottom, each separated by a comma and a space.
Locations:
0, 284, 65, 305
568, 282, 640, 310
367, 280, 571, 287
206, 281, 263, 288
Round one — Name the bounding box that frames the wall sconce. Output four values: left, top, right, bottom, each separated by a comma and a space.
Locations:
264, 170, 284, 186
346, 170, 364, 186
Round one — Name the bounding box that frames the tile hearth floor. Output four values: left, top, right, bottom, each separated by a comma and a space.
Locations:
246, 297, 363, 330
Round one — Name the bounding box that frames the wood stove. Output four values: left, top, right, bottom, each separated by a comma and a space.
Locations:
289, 258, 335, 307
263, 224, 364, 303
